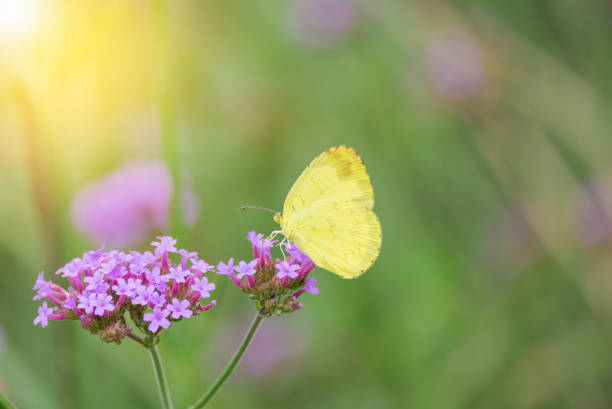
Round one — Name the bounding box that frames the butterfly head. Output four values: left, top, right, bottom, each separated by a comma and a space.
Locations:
273, 212, 283, 224
273, 212, 295, 242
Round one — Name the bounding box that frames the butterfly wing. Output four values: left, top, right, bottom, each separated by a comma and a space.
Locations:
280, 146, 382, 278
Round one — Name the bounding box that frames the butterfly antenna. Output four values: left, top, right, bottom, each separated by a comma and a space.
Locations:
240, 205, 278, 214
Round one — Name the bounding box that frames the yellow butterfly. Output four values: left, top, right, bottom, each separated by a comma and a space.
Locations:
273, 146, 382, 279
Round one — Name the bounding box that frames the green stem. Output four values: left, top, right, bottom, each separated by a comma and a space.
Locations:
0, 389, 18, 409
148, 345, 174, 409
127, 332, 148, 348
188, 313, 264, 409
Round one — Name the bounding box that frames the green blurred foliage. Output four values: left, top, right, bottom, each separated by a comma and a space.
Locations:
2, 0, 612, 408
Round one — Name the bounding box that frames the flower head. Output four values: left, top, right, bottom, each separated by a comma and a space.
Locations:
218, 231, 319, 316
32, 236, 216, 345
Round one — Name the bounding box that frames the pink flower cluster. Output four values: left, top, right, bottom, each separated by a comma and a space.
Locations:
216, 231, 319, 316
33, 236, 216, 344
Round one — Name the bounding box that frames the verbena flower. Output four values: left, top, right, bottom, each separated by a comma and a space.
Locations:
32, 236, 216, 345
217, 231, 319, 316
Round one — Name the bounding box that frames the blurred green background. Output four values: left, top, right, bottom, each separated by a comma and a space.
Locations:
2, 0, 612, 408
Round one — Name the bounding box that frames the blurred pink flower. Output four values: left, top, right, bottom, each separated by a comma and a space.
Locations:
180, 170, 200, 228
70, 160, 172, 248
426, 31, 487, 101
481, 205, 539, 279
180, 186, 199, 227
211, 316, 309, 380
572, 180, 612, 247
287, 0, 359, 48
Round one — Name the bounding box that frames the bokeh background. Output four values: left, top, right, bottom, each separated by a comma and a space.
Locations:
2, 0, 612, 408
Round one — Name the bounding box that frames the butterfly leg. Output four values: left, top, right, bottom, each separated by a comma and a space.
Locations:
278, 236, 288, 259
267, 230, 284, 241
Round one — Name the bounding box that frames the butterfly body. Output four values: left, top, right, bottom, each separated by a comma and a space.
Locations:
276, 146, 382, 279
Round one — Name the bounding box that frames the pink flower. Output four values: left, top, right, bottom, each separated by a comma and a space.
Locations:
426, 30, 488, 101
191, 276, 215, 298
166, 298, 193, 319
287, 0, 359, 48
216, 258, 235, 275
151, 236, 178, 257
304, 277, 319, 294
143, 306, 171, 333
275, 260, 300, 279
180, 185, 200, 227
70, 160, 172, 248
34, 302, 54, 328
235, 260, 258, 279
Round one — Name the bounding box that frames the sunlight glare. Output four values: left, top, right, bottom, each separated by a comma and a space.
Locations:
0, 0, 38, 38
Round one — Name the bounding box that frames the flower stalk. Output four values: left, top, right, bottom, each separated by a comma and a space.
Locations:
0, 389, 18, 409
188, 313, 264, 409
148, 345, 174, 409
